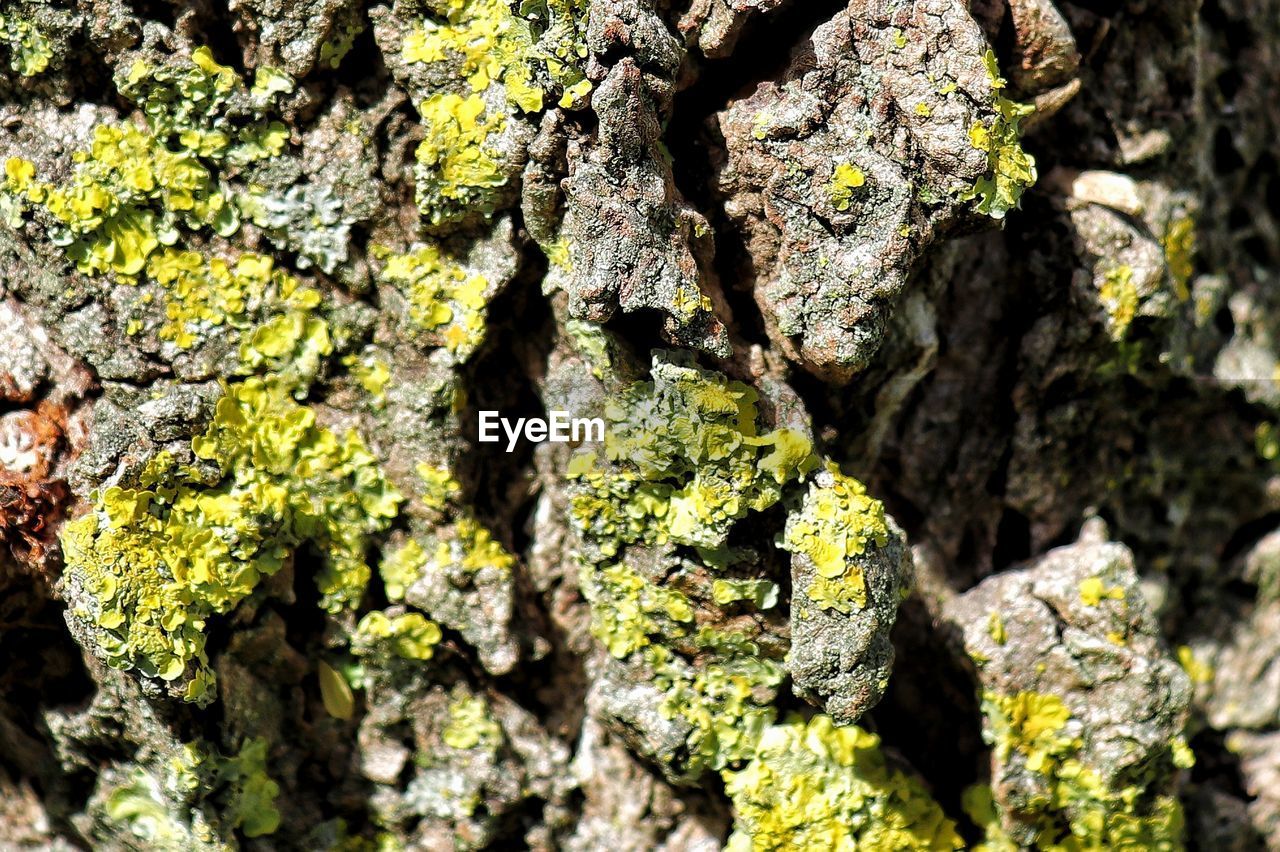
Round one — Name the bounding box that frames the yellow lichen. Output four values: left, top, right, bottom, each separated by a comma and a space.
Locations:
826, 162, 866, 212
724, 714, 963, 851
379, 243, 491, 358
969, 690, 1189, 850
962, 51, 1037, 220
780, 462, 890, 613
61, 378, 401, 703
1099, 264, 1139, 342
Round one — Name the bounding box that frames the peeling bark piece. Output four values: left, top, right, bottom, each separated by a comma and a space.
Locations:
1007, 0, 1080, 93
677, 0, 789, 58
1198, 598, 1280, 731
715, 0, 1010, 381
560, 2, 730, 357
230, 0, 364, 77
566, 714, 728, 851
944, 536, 1191, 847
1225, 729, 1280, 844
358, 680, 571, 848
784, 470, 913, 724
0, 299, 49, 403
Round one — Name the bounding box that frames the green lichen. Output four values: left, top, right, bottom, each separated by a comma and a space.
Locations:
987, 611, 1007, 645
104, 769, 222, 850
1177, 645, 1214, 686
723, 714, 963, 851
127, 248, 321, 353
119, 47, 292, 165
566, 357, 824, 778
0, 48, 313, 354
220, 739, 282, 838
967, 690, 1188, 850
376, 461, 513, 605
583, 552, 784, 774
103, 738, 280, 847
403, 0, 589, 112
3, 45, 291, 281
962, 51, 1037, 220
563, 318, 612, 379
655, 634, 786, 775
378, 244, 491, 358
380, 514, 516, 597
1078, 575, 1125, 607
3, 125, 233, 277
403, 0, 532, 226
517, 0, 592, 108
412, 92, 509, 226
442, 691, 503, 750
567, 356, 817, 557
402, 0, 589, 224
585, 561, 694, 658
343, 352, 392, 403
580, 558, 785, 775
238, 184, 352, 274
319, 17, 364, 69
61, 377, 401, 703
711, 578, 780, 609
1162, 215, 1196, 302
826, 162, 866, 212
353, 611, 444, 662
0, 12, 51, 76
779, 461, 889, 613
238, 304, 333, 389
1099, 264, 1138, 342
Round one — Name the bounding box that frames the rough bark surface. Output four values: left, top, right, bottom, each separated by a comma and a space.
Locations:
1, 0, 1279, 848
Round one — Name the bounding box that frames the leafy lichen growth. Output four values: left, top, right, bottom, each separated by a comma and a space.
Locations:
1098, 264, 1138, 342
402, 0, 589, 224
118, 47, 292, 165
711, 577, 780, 609
104, 768, 222, 850
145, 249, 323, 352
380, 515, 516, 595
655, 632, 787, 776
0, 12, 52, 76
442, 691, 503, 750
239, 184, 352, 274
517, 0, 592, 107
826, 162, 866, 212
103, 738, 281, 846
966, 690, 1189, 850
220, 739, 283, 838
412, 93, 511, 227
779, 461, 889, 613
962, 51, 1037, 220
584, 561, 695, 658
4, 125, 233, 276
403, 0, 589, 112
1, 45, 306, 354
376, 462, 515, 611
567, 357, 816, 556
568, 357, 826, 778
1078, 575, 1126, 607
353, 611, 444, 662
60, 377, 401, 703
1162, 215, 1196, 302
722, 714, 963, 851
379, 244, 492, 358
581, 553, 785, 774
